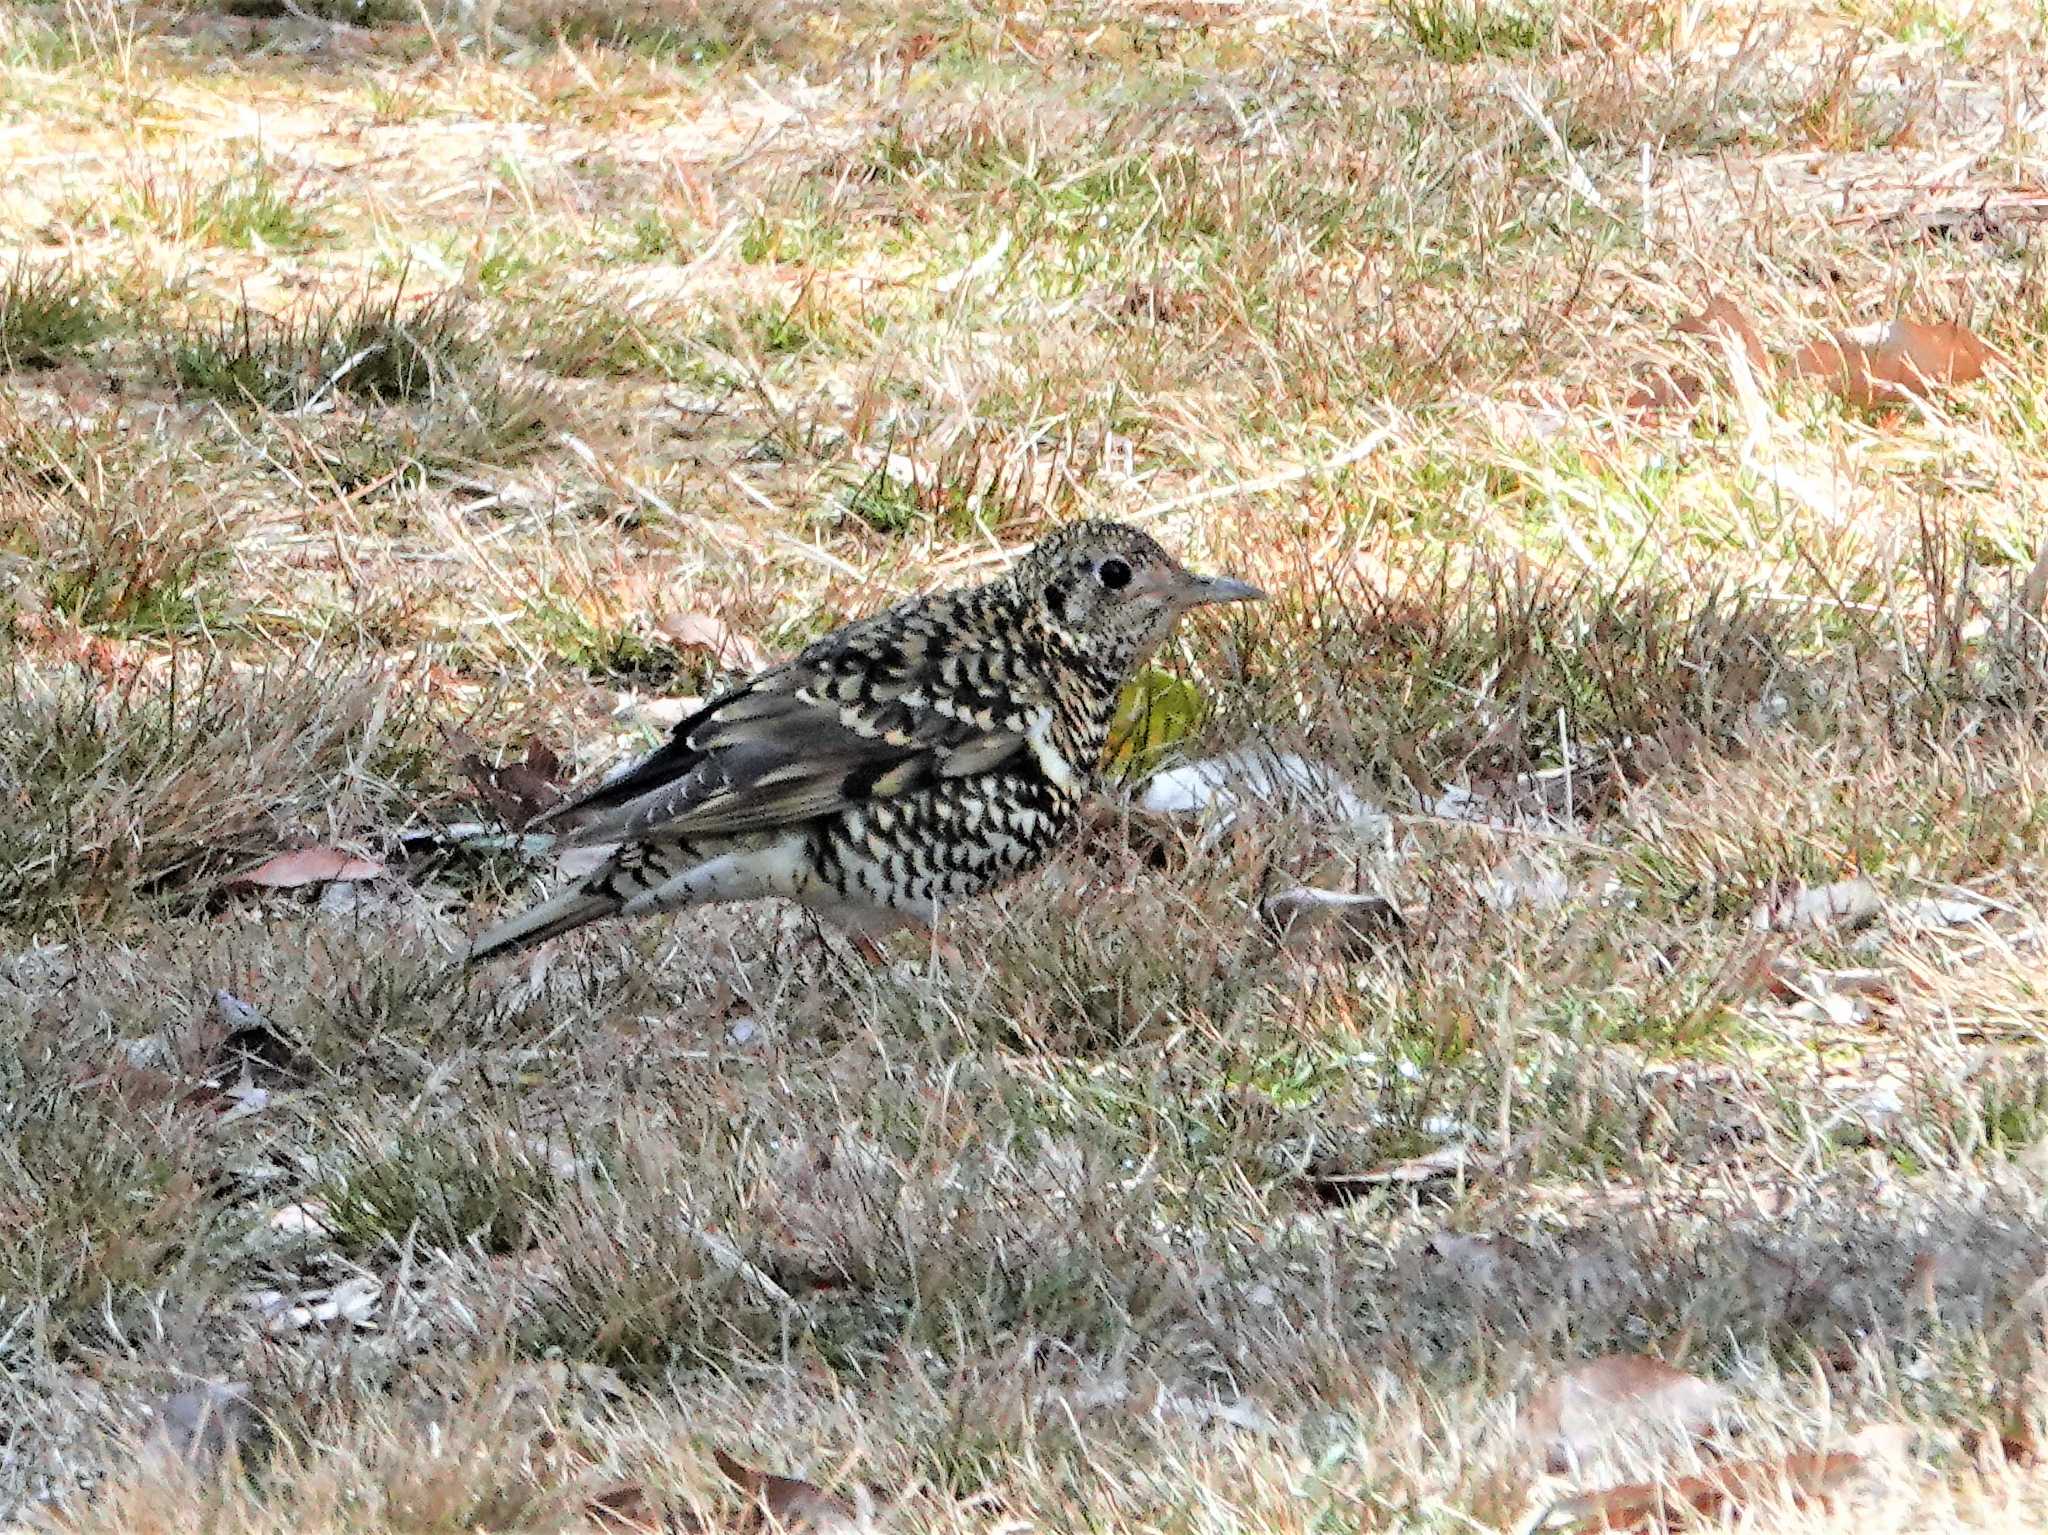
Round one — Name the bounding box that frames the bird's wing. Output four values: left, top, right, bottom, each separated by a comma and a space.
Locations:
537, 606, 1053, 847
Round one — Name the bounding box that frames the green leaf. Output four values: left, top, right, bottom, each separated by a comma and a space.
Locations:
1103, 666, 1205, 780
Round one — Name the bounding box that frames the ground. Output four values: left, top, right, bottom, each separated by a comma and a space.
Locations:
3, 0, 2048, 1529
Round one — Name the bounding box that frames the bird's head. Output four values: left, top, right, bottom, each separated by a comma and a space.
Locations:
1014, 519, 1264, 663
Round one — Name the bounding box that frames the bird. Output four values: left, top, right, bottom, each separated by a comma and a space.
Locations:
462, 520, 1263, 966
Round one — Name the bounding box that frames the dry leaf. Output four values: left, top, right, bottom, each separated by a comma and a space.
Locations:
1522, 1354, 1731, 1473
1141, 748, 1388, 837
1623, 371, 1705, 413
1627, 300, 1999, 416
658, 613, 768, 674
460, 736, 569, 830
226, 846, 384, 890
1790, 318, 1999, 408
1532, 1449, 1864, 1532
1747, 877, 1883, 934
586, 1482, 690, 1532
1672, 296, 1771, 372
714, 1450, 860, 1534
1261, 887, 1406, 955
1308, 1143, 1467, 1204
1625, 295, 1769, 410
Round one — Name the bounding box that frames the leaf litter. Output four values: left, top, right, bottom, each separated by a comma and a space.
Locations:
1629, 294, 2002, 415
1520, 1354, 1734, 1476
1139, 746, 1390, 839
656, 612, 770, 675
1260, 886, 1406, 955
457, 734, 571, 830
1518, 1353, 1921, 1532
713, 1450, 863, 1535
1789, 318, 2002, 409
1528, 1450, 1872, 1533
224, 845, 384, 890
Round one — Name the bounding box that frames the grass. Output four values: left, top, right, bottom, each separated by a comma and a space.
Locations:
1388, 0, 1556, 61
92, 158, 327, 251
0, 259, 105, 370
151, 287, 558, 483
0, 647, 434, 933
0, 408, 241, 635
540, 0, 758, 62
164, 287, 484, 409
198, 0, 416, 23
1, 0, 2048, 1530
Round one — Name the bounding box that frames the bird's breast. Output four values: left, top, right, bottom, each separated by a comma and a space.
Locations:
1023, 707, 1080, 794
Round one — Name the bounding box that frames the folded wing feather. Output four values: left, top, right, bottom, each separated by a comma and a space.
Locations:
541, 654, 1044, 848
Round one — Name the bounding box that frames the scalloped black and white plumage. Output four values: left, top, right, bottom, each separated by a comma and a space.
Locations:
462, 520, 1261, 964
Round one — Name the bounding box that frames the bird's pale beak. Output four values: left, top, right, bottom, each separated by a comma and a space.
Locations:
1176, 572, 1266, 607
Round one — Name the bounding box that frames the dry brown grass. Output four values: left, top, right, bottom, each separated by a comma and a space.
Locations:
5, 0, 2048, 1528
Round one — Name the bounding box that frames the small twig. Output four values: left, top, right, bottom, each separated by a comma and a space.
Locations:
288, 344, 378, 419
1500, 78, 1621, 220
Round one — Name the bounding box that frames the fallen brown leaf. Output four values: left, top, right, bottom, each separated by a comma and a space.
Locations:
459, 736, 569, 829
226, 846, 384, 890
587, 1481, 699, 1533
1533, 1450, 1864, 1532
1522, 1354, 1731, 1473
1671, 295, 1771, 371
1625, 299, 2001, 416
1962, 1381, 2042, 1468
1622, 370, 1703, 414
1625, 295, 1770, 411
1260, 887, 1405, 956
1789, 317, 2000, 408
658, 613, 769, 675
714, 1450, 860, 1534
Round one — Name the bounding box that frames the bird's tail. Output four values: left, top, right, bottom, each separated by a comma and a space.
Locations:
463, 881, 622, 965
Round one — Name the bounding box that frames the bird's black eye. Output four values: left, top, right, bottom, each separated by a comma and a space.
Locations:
1097, 557, 1132, 591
